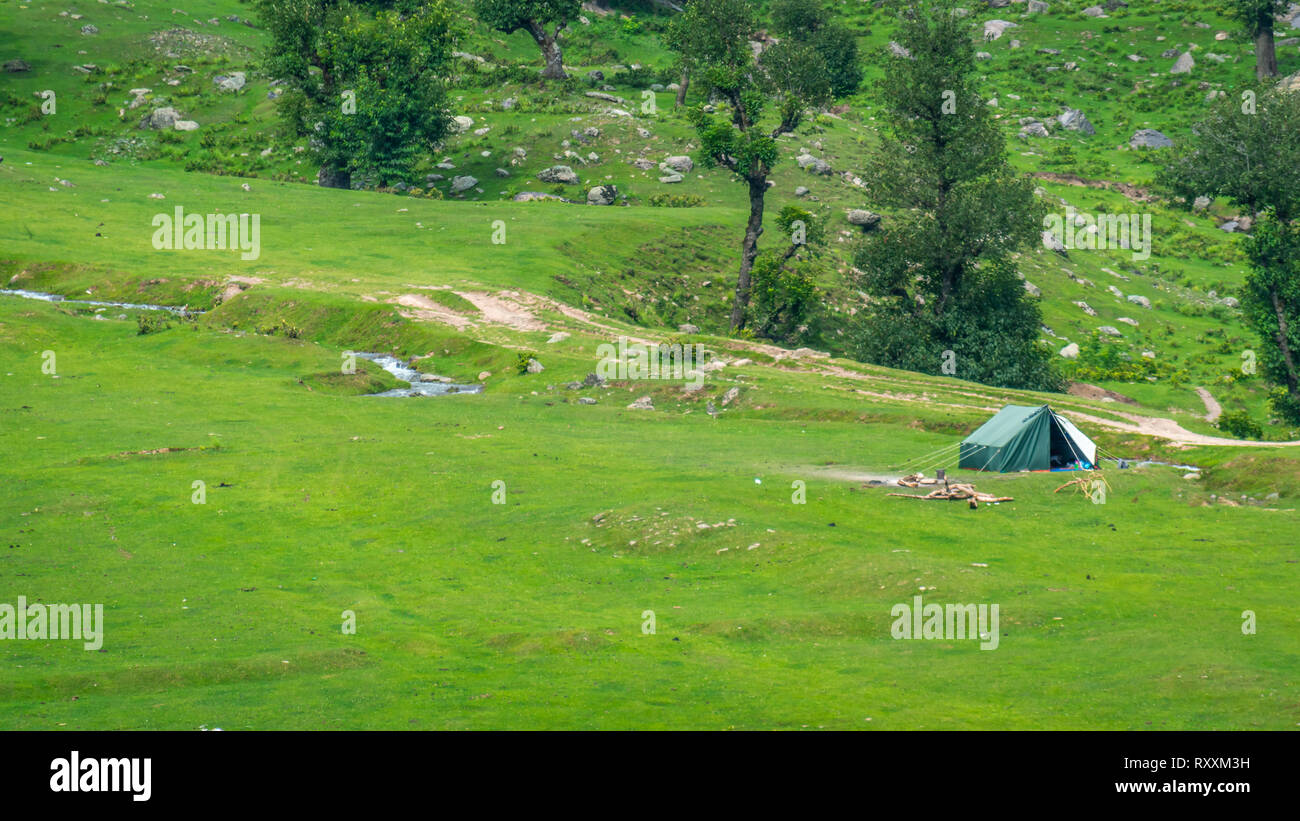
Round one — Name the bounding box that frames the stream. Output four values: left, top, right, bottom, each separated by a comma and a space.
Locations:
2, 288, 480, 398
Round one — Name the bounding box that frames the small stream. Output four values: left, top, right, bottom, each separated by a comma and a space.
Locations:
352, 353, 482, 398
2, 288, 480, 398
1, 288, 198, 316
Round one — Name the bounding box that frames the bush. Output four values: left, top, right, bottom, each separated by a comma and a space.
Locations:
648, 193, 705, 207
1216, 410, 1263, 440
136, 313, 171, 335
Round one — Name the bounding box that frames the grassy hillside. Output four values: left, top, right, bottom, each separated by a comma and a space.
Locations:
1, 0, 1298, 729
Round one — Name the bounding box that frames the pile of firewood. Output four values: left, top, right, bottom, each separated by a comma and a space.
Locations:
888, 473, 1012, 508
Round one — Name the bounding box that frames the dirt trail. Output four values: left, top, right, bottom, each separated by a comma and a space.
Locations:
1195, 387, 1223, 423
377, 286, 1300, 448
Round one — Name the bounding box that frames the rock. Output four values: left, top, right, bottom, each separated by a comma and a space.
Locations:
1028, 0, 1049, 12
450, 175, 478, 193
526, 358, 545, 374
1082, 5, 1105, 17
582, 126, 600, 139
1020, 121, 1050, 138
1023, 281, 1041, 297
451, 115, 474, 133
627, 395, 654, 410
732, 359, 751, 367
81, 24, 98, 35
1059, 342, 1080, 359
1193, 195, 1212, 211
636, 127, 651, 138
658, 174, 683, 184
632, 158, 657, 170
578, 397, 597, 405
984, 20, 1017, 40
587, 184, 617, 205
1058, 108, 1095, 135
660, 155, 694, 174
1182, 472, 1201, 481
501, 97, 517, 110
495, 168, 510, 178
1223, 297, 1239, 308
582, 372, 605, 388
547, 332, 570, 344
3, 59, 31, 73
679, 323, 700, 334
1171, 52, 1195, 74
1074, 301, 1097, 316
846, 209, 881, 229
1098, 325, 1122, 337
214, 71, 245, 92
425, 174, 444, 182
1219, 220, 1240, 232
1142, 351, 1156, 359
1117, 317, 1139, 326
143, 107, 181, 130
1127, 294, 1152, 309
477, 371, 491, 381
721, 387, 741, 406
976, 51, 993, 61
795, 186, 810, 197
173, 119, 199, 131
588, 70, 604, 82
888, 41, 911, 58
1130, 128, 1173, 149
513, 191, 568, 202
537, 165, 579, 184
1042, 230, 1067, 254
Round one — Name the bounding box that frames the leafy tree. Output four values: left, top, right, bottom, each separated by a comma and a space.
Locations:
749, 206, 827, 344
849, 0, 1060, 391
472, 0, 580, 80
669, 0, 832, 330
260, 0, 457, 188
769, 0, 862, 98
1160, 87, 1300, 422
1228, 0, 1289, 79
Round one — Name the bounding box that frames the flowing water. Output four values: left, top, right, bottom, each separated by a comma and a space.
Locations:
2, 289, 480, 398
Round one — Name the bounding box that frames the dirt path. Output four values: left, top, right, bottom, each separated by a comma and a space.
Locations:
1195, 387, 1223, 423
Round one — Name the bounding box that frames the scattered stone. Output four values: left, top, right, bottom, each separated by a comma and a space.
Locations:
1098, 325, 1122, 337
679, 323, 700, 334
578, 397, 597, 405
173, 119, 199, 131
1171, 52, 1195, 74
1059, 342, 1080, 359
450, 175, 478, 193
214, 71, 245, 92
627, 395, 654, 410
984, 20, 1017, 40
586, 184, 617, 205
81, 24, 99, 35
525, 358, 545, 374
538, 165, 579, 184
1023, 281, 1041, 297
1127, 294, 1152, 309
1058, 107, 1095, 135
1130, 128, 1173, 149
660, 155, 694, 174
846, 209, 881, 229
3, 60, 31, 73
546, 332, 570, 344
142, 107, 181, 130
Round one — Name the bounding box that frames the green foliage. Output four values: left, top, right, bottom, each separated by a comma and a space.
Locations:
260, 0, 458, 186
852, 0, 1056, 392
647, 193, 706, 207
1216, 409, 1264, 439
136, 313, 172, 335
769, 0, 862, 97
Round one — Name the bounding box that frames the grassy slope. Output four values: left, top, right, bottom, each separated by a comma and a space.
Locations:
2, 299, 1297, 729
1, 0, 1299, 729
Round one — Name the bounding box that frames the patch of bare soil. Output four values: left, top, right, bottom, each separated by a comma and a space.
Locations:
1068, 382, 1139, 405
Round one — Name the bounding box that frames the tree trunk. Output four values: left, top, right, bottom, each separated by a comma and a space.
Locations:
528, 21, 567, 80
317, 165, 351, 189
730, 176, 768, 330
1255, 29, 1279, 80
1272, 289, 1299, 393
675, 68, 689, 108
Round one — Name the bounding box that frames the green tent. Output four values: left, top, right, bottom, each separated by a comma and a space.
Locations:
959, 405, 1097, 473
